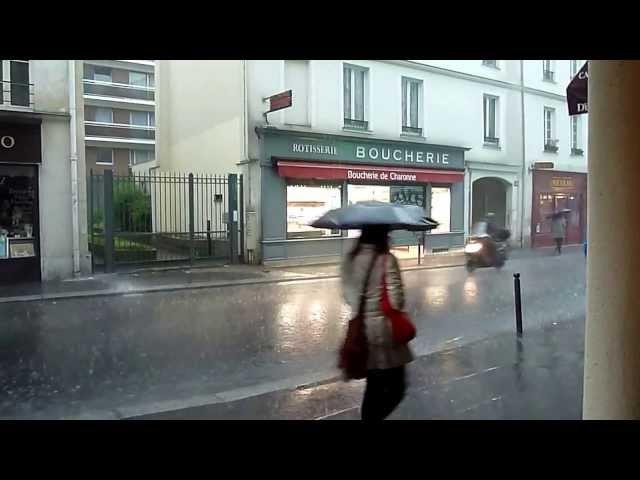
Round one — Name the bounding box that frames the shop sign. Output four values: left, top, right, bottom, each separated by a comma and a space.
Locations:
347, 169, 418, 182
0, 122, 41, 164
263, 130, 466, 170
551, 177, 576, 189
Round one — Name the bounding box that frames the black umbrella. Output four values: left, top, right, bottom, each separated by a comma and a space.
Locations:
567, 62, 588, 116
310, 201, 439, 231
546, 208, 571, 219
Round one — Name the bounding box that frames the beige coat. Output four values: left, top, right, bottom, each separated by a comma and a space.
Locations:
341, 245, 414, 370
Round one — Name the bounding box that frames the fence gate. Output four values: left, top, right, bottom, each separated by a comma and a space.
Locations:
88, 170, 244, 272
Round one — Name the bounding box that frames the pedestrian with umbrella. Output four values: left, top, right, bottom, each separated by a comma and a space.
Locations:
311, 201, 438, 421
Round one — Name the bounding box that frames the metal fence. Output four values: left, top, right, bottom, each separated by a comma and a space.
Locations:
88, 170, 243, 272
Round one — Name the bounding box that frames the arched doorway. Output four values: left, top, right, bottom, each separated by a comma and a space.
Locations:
472, 177, 510, 228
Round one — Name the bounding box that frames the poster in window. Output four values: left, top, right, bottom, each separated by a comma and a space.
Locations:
0, 234, 7, 259
9, 239, 35, 258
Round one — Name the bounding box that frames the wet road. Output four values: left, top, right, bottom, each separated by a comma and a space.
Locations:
0, 250, 585, 419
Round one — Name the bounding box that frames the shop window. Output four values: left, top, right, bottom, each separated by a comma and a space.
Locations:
0, 165, 37, 260
483, 95, 499, 145
284, 60, 310, 126
343, 64, 368, 130
286, 183, 342, 239
402, 77, 422, 136
431, 186, 451, 233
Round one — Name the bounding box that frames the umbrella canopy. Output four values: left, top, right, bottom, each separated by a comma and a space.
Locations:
546, 208, 571, 219
310, 201, 439, 231
567, 62, 588, 116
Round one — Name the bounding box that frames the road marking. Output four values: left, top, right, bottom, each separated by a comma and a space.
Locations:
315, 406, 359, 420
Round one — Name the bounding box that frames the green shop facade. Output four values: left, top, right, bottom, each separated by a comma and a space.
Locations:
256, 127, 469, 266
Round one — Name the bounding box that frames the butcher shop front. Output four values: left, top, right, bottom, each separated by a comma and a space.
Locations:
256, 128, 469, 266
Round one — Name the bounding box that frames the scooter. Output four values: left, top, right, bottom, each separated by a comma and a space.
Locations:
465, 222, 510, 272
465, 236, 508, 272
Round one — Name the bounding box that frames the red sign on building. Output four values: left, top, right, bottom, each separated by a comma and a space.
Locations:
266, 90, 292, 114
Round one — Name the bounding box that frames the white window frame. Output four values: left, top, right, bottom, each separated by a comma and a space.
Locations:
401, 76, 423, 136
343, 63, 369, 130
544, 107, 557, 149
94, 107, 113, 123
1, 59, 32, 108
92, 66, 113, 83
482, 60, 499, 69
571, 115, 582, 153
543, 60, 555, 82
129, 71, 153, 88
130, 110, 154, 127
570, 60, 579, 78
129, 149, 153, 166
95, 148, 114, 166
483, 94, 500, 145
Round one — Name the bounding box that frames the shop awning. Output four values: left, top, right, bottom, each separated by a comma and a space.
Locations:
567, 62, 588, 116
276, 160, 465, 184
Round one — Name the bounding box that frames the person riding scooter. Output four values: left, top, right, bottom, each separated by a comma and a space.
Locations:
465, 214, 511, 272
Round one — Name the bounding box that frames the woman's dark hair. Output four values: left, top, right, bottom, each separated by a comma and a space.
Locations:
349, 226, 390, 259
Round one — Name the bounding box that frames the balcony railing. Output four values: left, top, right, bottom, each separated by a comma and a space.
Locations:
482, 60, 498, 68
84, 121, 155, 141
344, 118, 368, 131
571, 147, 584, 156
1, 80, 34, 108
402, 125, 422, 136
544, 139, 559, 152
484, 135, 500, 145
83, 79, 155, 102
543, 70, 555, 82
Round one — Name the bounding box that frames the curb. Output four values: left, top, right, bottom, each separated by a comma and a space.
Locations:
0, 260, 466, 305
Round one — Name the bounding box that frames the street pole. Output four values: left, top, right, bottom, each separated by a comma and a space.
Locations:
514, 273, 523, 336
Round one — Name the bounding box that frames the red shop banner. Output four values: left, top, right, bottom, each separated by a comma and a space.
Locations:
276, 160, 464, 184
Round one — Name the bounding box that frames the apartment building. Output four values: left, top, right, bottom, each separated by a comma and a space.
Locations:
80, 60, 156, 176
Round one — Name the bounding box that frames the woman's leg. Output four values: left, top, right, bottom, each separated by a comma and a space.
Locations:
361, 370, 384, 421
362, 367, 407, 421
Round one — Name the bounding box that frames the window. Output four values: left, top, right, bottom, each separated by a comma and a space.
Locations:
93, 66, 112, 83
130, 110, 154, 126
96, 148, 114, 165
94, 107, 113, 123
0, 61, 3, 105
483, 95, 499, 145
570, 60, 579, 78
343, 64, 368, 130
402, 77, 422, 136
544, 107, 558, 152
482, 60, 498, 68
571, 116, 583, 155
129, 150, 154, 167
287, 183, 342, 238
543, 60, 555, 82
284, 60, 310, 126
431, 187, 451, 234
129, 71, 153, 87
7, 60, 30, 107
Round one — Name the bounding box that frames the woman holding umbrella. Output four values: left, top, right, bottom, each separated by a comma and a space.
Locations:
550, 209, 570, 255
311, 201, 437, 421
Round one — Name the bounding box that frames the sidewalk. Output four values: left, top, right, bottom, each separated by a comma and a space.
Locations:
0, 245, 582, 304
0, 251, 466, 304
133, 316, 584, 420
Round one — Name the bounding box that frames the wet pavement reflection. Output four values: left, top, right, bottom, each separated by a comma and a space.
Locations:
0, 251, 585, 419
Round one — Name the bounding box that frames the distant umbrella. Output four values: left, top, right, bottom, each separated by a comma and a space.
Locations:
310, 201, 439, 231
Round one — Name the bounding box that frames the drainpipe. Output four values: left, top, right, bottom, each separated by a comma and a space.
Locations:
69, 60, 81, 275
519, 60, 527, 248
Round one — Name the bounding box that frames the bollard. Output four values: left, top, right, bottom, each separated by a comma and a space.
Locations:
207, 220, 212, 257
514, 273, 523, 336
